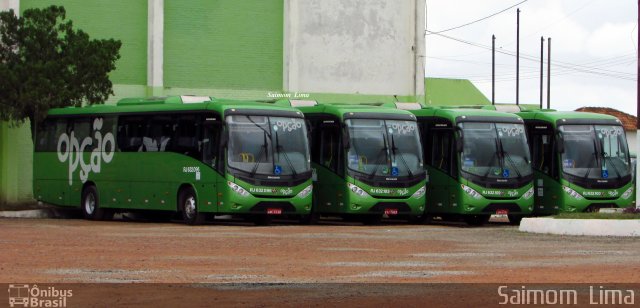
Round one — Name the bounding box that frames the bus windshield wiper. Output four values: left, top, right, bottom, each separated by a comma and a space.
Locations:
481, 138, 501, 180
598, 138, 622, 180
250, 131, 269, 177
497, 137, 522, 179
274, 130, 297, 178
369, 134, 389, 178
390, 133, 413, 177
582, 139, 598, 180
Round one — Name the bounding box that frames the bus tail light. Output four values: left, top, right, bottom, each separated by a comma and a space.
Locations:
227, 181, 250, 197
562, 186, 583, 200
412, 186, 426, 199
622, 187, 634, 200
461, 184, 482, 200
347, 183, 370, 197
296, 185, 313, 198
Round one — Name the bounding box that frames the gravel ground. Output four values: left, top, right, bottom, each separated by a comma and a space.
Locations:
1, 217, 639, 306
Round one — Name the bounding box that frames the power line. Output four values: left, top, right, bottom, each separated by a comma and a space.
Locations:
427, 31, 636, 81
426, 0, 528, 35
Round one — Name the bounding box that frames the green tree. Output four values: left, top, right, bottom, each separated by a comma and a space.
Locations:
0, 5, 121, 139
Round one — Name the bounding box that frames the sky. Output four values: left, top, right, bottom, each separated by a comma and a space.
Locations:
425, 0, 637, 115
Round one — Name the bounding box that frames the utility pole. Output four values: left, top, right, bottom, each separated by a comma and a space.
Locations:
635, 0, 640, 208
492, 34, 496, 105
540, 36, 544, 110
516, 8, 520, 105
547, 37, 551, 109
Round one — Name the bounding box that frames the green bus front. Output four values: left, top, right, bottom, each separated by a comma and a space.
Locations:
219, 110, 313, 222
414, 110, 534, 225
521, 113, 634, 214
302, 105, 426, 223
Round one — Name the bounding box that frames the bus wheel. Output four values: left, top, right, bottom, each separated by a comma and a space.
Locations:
180, 187, 205, 225
464, 215, 490, 226
82, 185, 107, 220
508, 215, 523, 225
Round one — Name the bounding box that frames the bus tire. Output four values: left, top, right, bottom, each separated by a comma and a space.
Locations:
464, 214, 490, 226
81, 185, 107, 220
179, 187, 205, 225
508, 215, 523, 225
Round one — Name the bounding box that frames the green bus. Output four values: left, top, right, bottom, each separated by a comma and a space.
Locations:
290, 101, 426, 223
33, 96, 313, 225
401, 105, 534, 225
517, 110, 635, 214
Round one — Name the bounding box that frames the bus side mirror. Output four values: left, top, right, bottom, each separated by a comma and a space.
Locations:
454, 127, 464, 152
556, 131, 565, 153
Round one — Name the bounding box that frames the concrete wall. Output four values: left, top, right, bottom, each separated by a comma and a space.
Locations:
284, 0, 425, 100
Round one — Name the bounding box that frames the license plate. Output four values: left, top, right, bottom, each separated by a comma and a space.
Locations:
267, 208, 282, 215
496, 209, 509, 215
384, 208, 398, 215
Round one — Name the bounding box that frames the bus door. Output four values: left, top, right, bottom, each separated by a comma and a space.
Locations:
527, 123, 560, 213
313, 118, 343, 213
425, 126, 457, 212
202, 116, 223, 212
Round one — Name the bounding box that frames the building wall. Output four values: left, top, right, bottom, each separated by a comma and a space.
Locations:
164, 0, 283, 91
0, 122, 33, 204
285, 0, 425, 100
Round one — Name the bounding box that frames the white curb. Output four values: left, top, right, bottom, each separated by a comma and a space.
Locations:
0, 209, 56, 219
519, 217, 640, 237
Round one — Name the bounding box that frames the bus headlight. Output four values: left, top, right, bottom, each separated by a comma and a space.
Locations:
348, 183, 370, 197
461, 184, 482, 199
562, 185, 583, 200
412, 186, 426, 199
622, 187, 634, 200
227, 181, 250, 197
297, 185, 313, 199
523, 187, 534, 200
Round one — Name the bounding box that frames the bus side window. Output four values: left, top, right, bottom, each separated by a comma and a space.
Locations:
319, 124, 339, 172
70, 118, 93, 152
35, 119, 56, 152
174, 115, 201, 159
146, 115, 174, 152
117, 116, 145, 152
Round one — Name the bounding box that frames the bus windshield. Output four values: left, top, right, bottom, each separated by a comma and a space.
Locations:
560, 124, 631, 180
227, 115, 310, 177
460, 122, 532, 179
345, 119, 424, 177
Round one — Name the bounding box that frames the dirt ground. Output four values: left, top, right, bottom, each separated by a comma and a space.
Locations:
1, 216, 639, 306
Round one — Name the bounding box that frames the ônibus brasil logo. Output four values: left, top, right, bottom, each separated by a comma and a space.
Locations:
7, 284, 73, 307
57, 118, 115, 185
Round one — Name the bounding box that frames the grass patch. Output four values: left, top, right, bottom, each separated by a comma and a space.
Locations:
554, 211, 640, 220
